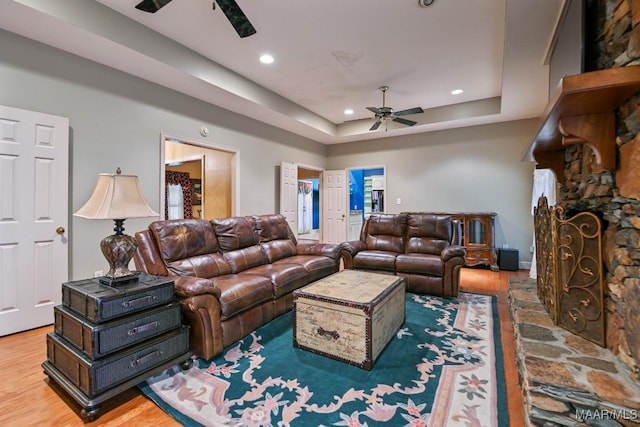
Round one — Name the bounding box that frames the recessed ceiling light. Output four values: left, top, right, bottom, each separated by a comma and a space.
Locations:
259, 54, 274, 64
344, 108, 354, 115
451, 89, 463, 95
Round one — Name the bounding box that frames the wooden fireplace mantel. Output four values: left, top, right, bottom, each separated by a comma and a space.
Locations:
523, 65, 640, 178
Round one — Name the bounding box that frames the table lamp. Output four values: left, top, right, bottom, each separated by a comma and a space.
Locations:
74, 168, 159, 286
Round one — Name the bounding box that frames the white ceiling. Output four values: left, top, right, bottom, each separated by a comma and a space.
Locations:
0, 0, 565, 144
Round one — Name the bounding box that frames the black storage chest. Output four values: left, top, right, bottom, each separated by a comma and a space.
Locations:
42, 273, 192, 422
61, 274, 174, 323
53, 302, 182, 359
46, 326, 189, 398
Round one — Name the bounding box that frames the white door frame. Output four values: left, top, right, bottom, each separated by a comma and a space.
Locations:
160, 133, 239, 218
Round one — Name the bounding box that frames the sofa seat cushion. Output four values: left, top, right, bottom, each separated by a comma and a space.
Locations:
353, 250, 398, 271
247, 263, 309, 298
274, 255, 337, 282
212, 273, 274, 320
395, 253, 444, 276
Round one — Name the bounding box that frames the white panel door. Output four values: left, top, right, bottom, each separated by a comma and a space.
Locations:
279, 161, 298, 236
0, 105, 69, 336
321, 170, 347, 244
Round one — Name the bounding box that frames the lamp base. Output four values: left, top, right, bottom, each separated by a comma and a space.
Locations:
98, 271, 140, 286
100, 228, 139, 287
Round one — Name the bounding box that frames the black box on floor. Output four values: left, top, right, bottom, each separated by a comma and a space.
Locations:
498, 248, 519, 271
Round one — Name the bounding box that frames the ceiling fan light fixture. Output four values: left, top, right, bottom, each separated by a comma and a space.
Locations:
366, 86, 423, 131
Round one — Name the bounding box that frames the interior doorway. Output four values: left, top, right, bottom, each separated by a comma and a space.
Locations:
166, 158, 204, 219
297, 166, 322, 242
346, 166, 386, 240
280, 162, 349, 244
162, 136, 237, 220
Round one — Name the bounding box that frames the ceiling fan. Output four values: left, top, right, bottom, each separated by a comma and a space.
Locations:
367, 86, 424, 131
135, 0, 256, 38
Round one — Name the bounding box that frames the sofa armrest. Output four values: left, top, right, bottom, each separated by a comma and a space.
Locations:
134, 229, 169, 276
341, 240, 367, 256
296, 243, 342, 261
340, 240, 367, 269
173, 276, 222, 299
442, 246, 466, 298
441, 245, 466, 262
179, 294, 223, 360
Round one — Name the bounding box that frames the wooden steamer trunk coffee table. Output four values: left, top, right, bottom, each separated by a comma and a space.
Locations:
293, 270, 405, 370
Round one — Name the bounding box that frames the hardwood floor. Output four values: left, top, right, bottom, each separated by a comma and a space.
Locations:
0, 268, 527, 426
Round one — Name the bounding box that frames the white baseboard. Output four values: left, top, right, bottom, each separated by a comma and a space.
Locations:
519, 261, 531, 270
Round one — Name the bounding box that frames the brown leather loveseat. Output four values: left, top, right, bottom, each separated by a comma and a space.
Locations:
341, 213, 465, 297
133, 214, 341, 360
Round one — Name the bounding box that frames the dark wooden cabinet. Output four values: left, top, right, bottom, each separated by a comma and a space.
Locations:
42, 273, 193, 422
458, 212, 498, 271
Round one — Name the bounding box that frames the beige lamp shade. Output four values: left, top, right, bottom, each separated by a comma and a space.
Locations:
74, 173, 159, 220
74, 170, 158, 285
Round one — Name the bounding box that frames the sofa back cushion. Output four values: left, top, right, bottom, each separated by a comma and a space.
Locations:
405, 214, 452, 255
254, 214, 296, 242
365, 214, 407, 253
149, 219, 231, 278
254, 214, 298, 262
212, 216, 266, 273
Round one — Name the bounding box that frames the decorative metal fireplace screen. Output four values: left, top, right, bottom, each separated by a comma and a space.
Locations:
533, 196, 605, 346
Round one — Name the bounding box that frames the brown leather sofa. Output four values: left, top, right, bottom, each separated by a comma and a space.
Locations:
133, 214, 341, 360
341, 213, 466, 297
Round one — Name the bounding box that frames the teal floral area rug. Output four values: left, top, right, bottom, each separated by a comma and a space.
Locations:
139, 292, 508, 426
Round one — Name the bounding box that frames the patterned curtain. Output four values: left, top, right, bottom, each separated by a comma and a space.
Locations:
165, 170, 193, 220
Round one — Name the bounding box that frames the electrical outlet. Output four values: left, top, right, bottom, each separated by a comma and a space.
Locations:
94, 270, 103, 278
529, 246, 535, 253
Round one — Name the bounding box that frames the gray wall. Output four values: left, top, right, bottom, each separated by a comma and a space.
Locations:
1, 29, 538, 279
0, 30, 327, 280
327, 120, 538, 266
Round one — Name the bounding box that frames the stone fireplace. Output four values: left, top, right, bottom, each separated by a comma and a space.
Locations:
559, 140, 640, 378
513, 1, 640, 425
526, 0, 640, 382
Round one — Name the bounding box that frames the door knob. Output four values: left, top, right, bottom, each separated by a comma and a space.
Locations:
56, 226, 65, 235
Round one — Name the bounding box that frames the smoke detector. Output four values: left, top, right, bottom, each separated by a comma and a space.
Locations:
418, 0, 435, 6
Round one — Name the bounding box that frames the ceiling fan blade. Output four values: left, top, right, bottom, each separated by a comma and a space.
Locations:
393, 117, 417, 126
370, 120, 382, 131
215, 0, 257, 38
135, 0, 173, 13
394, 107, 424, 116
366, 107, 381, 114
